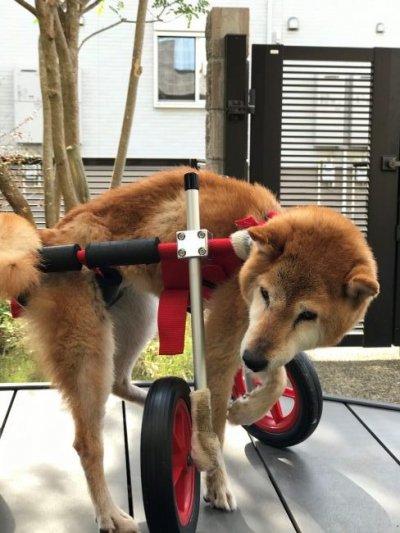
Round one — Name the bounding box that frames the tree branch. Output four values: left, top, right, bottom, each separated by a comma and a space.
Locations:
79, 11, 161, 52
111, 0, 148, 188
79, 18, 133, 51
14, 0, 37, 17
0, 162, 36, 226
82, 0, 102, 15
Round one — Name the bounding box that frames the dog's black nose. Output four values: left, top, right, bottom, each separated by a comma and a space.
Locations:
242, 350, 268, 372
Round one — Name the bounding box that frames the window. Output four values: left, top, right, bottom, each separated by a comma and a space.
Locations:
155, 34, 206, 107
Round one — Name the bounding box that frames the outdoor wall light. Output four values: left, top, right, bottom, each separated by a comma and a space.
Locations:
376, 22, 385, 33
287, 17, 299, 31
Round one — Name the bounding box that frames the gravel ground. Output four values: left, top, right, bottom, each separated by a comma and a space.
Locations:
311, 359, 400, 404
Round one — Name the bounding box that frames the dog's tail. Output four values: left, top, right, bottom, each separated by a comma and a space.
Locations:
0, 213, 43, 299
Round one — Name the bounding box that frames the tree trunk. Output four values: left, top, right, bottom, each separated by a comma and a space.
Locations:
0, 163, 36, 226
66, 144, 90, 202
55, 15, 80, 147
110, 0, 149, 189
36, 0, 79, 211
39, 35, 60, 227
55, 8, 89, 202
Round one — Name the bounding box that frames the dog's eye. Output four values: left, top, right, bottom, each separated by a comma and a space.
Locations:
296, 310, 317, 324
260, 287, 270, 306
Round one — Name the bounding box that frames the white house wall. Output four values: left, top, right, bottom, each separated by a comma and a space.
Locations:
0, 3, 40, 143
1, 0, 400, 160
270, 0, 400, 48
79, 24, 207, 159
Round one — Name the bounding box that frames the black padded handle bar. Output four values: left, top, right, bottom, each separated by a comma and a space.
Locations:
40, 245, 82, 272
84, 238, 160, 268
39, 238, 161, 273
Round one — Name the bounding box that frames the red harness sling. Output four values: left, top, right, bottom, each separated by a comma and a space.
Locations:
157, 238, 242, 355
156, 212, 278, 355
9, 238, 243, 354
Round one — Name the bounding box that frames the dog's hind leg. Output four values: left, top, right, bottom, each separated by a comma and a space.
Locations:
110, 288, 158, 405
26, 275, 139, 532
71, 374, 139, 533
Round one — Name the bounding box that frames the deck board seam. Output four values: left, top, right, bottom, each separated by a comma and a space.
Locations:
122, 400, 135, 518
324, 395, 400, 412
0, 390, 17, 439
345, 403, 400, 466
247, 433, 302, 532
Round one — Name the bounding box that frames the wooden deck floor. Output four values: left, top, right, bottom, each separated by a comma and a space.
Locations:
0, 386, 399, 533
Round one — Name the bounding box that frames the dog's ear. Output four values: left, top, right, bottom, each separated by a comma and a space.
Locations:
345, 267, 380, 301
248, 221, 288, 259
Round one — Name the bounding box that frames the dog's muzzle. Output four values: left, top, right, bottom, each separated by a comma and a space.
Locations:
242, 350, 268, 373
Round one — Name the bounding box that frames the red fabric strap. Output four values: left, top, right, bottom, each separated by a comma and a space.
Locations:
235, 211, 278, 229
158, 289, 189, 355
10, 299, 24, 319
157, 242, 190, 355
235, 216, 261, 229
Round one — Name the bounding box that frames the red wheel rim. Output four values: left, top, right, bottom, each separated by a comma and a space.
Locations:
172, 399, 195, 526
232, 368, 301, 433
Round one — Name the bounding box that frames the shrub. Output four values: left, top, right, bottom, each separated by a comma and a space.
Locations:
0, 300, 193, 383
0, 299, 44, 382
132, 319, 193, 381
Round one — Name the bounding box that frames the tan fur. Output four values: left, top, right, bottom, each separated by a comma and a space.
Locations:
0, 213, 42, 298
0, 167, 379, 531
190, 389, 223, 472
227, 366, 287, 426
240, 206, 379, 370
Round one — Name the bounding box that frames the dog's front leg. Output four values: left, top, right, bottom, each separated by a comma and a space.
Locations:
203, 279, 248, 512
204, 360, 238, 512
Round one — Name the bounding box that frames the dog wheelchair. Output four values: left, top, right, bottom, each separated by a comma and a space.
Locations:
16, 172, 323, 532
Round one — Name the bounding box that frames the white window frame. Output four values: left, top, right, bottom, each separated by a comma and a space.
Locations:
154, 31, 206, 109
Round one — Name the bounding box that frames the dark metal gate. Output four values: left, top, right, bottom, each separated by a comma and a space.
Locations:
225, 42, 400, 347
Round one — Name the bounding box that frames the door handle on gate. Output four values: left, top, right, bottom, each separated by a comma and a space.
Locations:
381, 155, 400, 171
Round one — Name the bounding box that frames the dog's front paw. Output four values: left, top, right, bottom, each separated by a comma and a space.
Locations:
98, 506, 139, 533
227, 396, 257, 426
228, 367, 287, 426
204, 467, 237, 511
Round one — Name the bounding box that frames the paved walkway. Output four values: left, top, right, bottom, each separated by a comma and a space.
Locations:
0, 386, 399, 533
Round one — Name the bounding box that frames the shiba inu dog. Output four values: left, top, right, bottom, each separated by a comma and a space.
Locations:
0, 167, 379, 532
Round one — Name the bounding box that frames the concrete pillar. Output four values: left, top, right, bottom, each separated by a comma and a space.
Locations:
205, 7, 249, 174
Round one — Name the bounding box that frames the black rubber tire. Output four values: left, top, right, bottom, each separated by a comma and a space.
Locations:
243, 352, 323, 448
140, 377, 200, 533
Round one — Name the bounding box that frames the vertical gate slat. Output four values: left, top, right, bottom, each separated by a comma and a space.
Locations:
249, 44, 283, 195
224, 34, 248, 179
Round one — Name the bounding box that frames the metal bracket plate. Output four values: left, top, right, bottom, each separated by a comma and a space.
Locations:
176, 229, 210, 259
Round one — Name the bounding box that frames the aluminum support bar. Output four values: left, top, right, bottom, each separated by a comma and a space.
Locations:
184, 173, 207, 390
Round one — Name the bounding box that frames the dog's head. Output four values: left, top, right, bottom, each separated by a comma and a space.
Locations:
238, 206, 379, 373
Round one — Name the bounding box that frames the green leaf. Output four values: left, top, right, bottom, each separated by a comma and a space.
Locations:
151, 0, 210, 25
